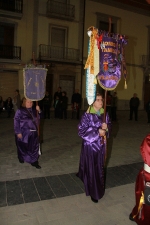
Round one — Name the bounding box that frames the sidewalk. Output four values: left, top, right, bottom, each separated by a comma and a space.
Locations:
0, 110, 149, 225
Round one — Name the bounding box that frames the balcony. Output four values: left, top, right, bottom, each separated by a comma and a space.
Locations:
39, 44, 81, 64
0, 45, 21, 63
46, 0, 75, 21
0, 0, 23, 19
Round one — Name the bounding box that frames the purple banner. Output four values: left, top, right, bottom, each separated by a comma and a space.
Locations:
97, 36, 122, 90
23, 68, 47, 101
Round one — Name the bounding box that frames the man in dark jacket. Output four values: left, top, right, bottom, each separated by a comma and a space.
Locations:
60, 91, 68, 119
54, 87, 62, 102
43, 91, 51, 119
129, 93, 140, 121
71, 89, 82, 119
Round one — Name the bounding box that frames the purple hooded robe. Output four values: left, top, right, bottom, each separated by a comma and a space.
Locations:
77, 111, 111, 200
14, 107, 40, 164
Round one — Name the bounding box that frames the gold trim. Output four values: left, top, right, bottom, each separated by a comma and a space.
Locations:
97, 76, 121, 91
23, 68, 47, 101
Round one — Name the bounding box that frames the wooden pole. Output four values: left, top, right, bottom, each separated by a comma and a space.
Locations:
103, 17, 111, 122
32, 52, 40, 138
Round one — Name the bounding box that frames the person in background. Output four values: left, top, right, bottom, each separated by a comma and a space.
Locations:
145, 99, 150, 124
5, 97, 13, 118
129, 93, 140, 121
14, 89, 21, 110
14, 98, 42, 169
77, 93, 111, 203
111, 92, 118, 121
0, 96, 3, 114
54, 87, 62, 103
106, 91, 112, 119
71, 89, 82, 119
129, 134, 150, 224
43, 91, 51, 119
60, 91, 68, 119
53, 96, 60, 118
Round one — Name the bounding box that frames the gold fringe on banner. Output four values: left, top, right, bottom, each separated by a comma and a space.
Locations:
84, 27, 98, 75
93, 39, 99, 84
124, 79, 127, 89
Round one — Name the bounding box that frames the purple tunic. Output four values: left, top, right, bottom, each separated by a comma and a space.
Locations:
77, 112, 111, 200
14, 107, 40, 164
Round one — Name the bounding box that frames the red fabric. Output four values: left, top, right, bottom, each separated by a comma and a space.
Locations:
140, 134, 150, 166
131, 168, 150, 225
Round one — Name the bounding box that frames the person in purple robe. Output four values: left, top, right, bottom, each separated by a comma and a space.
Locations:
77, 93, 111, 203
14, 98, 42, 169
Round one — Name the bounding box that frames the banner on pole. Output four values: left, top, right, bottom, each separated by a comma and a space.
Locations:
23, 67, 47, 101
97, 34, 127, 90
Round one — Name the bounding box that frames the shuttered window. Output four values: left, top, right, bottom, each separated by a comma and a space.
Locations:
51, 27, 66, 48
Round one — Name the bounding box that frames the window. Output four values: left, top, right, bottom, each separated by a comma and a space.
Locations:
0, 24, 14, 46
96, 12, 120, 33
99, 21, 114, 33
51, 27, 66, 48
49, 26, 68, 59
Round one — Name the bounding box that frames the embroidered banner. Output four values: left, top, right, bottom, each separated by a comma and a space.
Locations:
23, 67, 47, 101
97, 34, 127, 90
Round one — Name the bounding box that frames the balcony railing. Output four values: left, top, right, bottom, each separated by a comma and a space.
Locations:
39, 44, 80, 63
47, 0, 75, 20
0, 45, 21, 60
0, 0, 23, 13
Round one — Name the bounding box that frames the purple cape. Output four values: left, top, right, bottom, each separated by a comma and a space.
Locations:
14, 107, 40, 164
77, 112, 111, 200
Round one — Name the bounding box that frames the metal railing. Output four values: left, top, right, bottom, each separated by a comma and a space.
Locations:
0, 45, 21, 60
0, 0, 23, 13
47, 0, 75, 20
39, 44, 80, 62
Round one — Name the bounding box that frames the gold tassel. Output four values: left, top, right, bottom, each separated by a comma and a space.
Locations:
133, 192, 144, 219
124, 79, 127, 89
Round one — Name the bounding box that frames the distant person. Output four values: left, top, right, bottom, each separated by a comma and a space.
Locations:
54, 87, 62, 102
106, 91, 112, 119
5, 97, 13, 118
0, 96, 3, 114
129, 134, 150, 224
53, 96, 60, 118
129, 93, 140, 121
77, 93, 111, 203
71, 89, 82, 119
60, 91, 68, 119
12, 89, 21, 113
14, 98, 42, 169
111, 92, 118, 121
145, 99, 150, 123
43, 91, 51, 119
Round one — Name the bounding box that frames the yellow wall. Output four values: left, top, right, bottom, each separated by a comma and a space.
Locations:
83, 1, 150, 102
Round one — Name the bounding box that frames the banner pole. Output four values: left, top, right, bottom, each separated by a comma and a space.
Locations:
32, 52, 40, 139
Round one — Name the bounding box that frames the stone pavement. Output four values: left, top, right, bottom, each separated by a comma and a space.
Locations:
0, 109, 149, 225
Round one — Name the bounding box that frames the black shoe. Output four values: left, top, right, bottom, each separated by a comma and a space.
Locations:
91, 197, 98, 203
19, 159, 24, 163
31, 161, 41, 169
35, 164, 41, 169
129, 213, 134, 221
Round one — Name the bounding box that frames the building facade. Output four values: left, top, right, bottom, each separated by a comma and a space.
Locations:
0, 0, 150, 109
